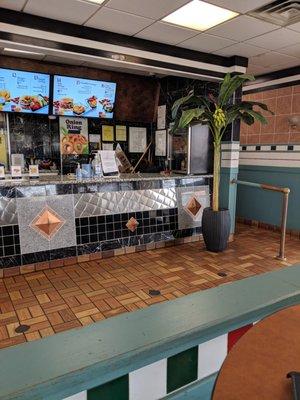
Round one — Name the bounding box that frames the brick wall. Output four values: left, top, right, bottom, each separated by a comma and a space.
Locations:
240, 84, 300, 145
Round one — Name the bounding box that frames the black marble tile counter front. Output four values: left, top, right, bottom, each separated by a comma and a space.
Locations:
0, 174, 212, 270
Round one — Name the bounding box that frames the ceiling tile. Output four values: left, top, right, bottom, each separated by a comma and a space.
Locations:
249, 52, 300, 68
178, 33, 235, 52
204, 0, 272, 13
215, 42, 266, 57
246, 64, 269, 75
24, 0, 99, 24
85, 7, 153, 35
206, 15, 278, 41
105, 0, 190, 19
288, 22, 300, 33
135, 22, 197, 45
0, 0, 26, 10
277, 44, 300, 59
246, 28, 300, 51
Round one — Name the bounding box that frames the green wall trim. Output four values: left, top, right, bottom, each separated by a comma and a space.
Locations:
2, 264, 300, 400
163, 373, 218, 400
221, 167, 239, 173
239, 165, 300, 175
167, 347, 198, 393
237, 165, 300, 230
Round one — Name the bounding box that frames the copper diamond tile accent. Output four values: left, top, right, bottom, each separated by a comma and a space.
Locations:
185, 196, 202, 218
30, 206, 65, 240
126, 217, 139, 233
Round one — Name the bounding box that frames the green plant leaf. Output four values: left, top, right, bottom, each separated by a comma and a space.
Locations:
241, 101, 274, 114
172, 95, 212, 120
240, 112, 254, 125
218, 74, 255, 107
218, 73, 231, 104
171, 90, 194, 119
177, 108, 204, 129
225, 109, 240, 125
244, 109, 268, 124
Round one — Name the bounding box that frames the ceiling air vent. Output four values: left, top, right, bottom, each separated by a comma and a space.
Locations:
249, 0, 300, 27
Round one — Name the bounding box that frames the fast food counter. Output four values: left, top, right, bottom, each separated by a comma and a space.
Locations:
0, 173, 212, 271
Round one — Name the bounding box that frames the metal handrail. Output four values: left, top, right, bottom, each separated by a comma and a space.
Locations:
232, 179, 290, 261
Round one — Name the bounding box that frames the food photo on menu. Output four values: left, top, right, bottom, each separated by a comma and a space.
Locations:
0, 68, 50, 114
53, 75, 116, 118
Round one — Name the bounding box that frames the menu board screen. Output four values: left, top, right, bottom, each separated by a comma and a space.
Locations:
0, 68, 50, 114
53, 75, 117, 119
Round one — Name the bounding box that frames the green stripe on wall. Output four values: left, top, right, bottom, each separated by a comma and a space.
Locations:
167, 347, 198, 393
87, 375, 129, 400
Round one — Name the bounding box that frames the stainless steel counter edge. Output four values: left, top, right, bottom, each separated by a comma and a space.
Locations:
0, 173, 213, 188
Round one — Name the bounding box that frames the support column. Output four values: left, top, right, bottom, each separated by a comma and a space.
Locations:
220, 142, 239, 235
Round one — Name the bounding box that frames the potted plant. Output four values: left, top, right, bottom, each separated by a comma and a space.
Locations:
171, 73, 272, 252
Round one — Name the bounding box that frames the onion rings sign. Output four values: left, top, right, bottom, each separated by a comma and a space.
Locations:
59, 117, 89, 155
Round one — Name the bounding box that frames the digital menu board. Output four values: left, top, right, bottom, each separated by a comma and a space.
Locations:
53, 75, 117, 119
0, 68, 50, 114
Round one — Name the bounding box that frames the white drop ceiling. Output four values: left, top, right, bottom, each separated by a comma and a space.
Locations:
0, 0, 299, 76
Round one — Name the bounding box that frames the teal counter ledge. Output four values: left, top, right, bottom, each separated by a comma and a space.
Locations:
1, 264, 300, 400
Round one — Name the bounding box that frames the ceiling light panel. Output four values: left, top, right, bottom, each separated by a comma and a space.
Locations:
3, 48, 43, 55
84, 0, 105, 3
163, 0, 238, 31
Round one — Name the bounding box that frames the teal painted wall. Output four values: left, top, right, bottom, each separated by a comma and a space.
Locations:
236, 165, 300, 230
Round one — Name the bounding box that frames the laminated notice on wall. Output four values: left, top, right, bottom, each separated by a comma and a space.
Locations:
102, 125, 114, 142
129, 127, 147, 153
155, 130, 167, 156
116, 125, 127, 141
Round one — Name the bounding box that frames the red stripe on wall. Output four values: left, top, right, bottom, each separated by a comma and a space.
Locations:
228, 324, 253, 352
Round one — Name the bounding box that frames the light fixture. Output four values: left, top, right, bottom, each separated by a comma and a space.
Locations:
3, 48, 44, 56
83, 0, 105, 4
111, 54, 126, 61
163, 0, 238, 31
288, 115, 300, 129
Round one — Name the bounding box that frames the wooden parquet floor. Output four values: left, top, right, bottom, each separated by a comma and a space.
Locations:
0, 224, 300, 349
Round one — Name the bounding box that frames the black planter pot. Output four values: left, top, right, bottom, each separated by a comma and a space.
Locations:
202, 207, 231, 252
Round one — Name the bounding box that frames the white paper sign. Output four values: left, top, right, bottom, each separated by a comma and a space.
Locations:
157, 105, 166, 130
129, 127, 147, 153
99, 150, 118, 175
102, 143, 114, 151
11, 154, 24, 167
0, 166, 5, 179
155, 130, 167, 156
89, 134, 101, 143
11, 165, 22, 179
29, 165, 39, 179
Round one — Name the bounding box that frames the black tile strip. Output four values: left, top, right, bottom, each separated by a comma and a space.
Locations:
0, 255, 21, 268
2, 225, 200, 266
50, 247, 77, 260
21, 250, 51, 265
